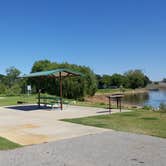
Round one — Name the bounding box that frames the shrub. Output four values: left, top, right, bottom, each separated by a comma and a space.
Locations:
5, 84, 21, 96
143, 105, 152, 110
159, 103, 166, 113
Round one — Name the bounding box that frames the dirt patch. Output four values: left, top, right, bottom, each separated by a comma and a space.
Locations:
2, 133, 50, 145
1, 124, 40, 133
21, 124, 40, 129
19, 134, 49, 145
85, 95, 115, 104
85, 95, 140, 108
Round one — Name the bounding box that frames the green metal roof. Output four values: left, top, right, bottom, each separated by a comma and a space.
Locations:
22, 68, 84, 78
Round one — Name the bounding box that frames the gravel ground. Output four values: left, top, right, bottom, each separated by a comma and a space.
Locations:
0, 131, 165, 166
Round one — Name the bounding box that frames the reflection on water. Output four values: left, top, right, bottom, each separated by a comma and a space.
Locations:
123, 89, 166, 108
124, 92, 149, 106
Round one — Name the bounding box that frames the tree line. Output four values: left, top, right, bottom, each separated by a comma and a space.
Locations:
0, 67, 23, 96
96, 70, 151, 89
0, 60, 154, 99
0, 60, 97, 99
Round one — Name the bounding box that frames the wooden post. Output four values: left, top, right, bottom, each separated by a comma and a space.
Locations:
59, 72, 63, 110
38, 78, 41, 108
117, 98, 119, 109
38, 89, 41, 108
120, 98, 122, 112
109, 96, 111, 114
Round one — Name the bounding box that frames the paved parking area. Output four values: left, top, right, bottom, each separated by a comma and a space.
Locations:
0, 131, 165, 166
0, 105, 128, 145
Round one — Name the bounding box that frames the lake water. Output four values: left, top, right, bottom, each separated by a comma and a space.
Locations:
124, 89, 166, 108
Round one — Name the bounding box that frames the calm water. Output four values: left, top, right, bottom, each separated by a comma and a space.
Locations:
124, 89, 166, 108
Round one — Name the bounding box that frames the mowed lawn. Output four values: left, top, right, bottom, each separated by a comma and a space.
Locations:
0, 95, 37, 106
63, 110, 166, 138
0, 137, 21, 150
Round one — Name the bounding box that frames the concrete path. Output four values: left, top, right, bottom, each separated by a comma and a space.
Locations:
0, 105, 128, 145
0, 131, 165, 166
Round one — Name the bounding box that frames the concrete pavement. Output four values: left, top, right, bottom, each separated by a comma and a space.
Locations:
0, 105, 128, 145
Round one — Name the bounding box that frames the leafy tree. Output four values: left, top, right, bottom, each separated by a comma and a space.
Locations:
5, 84, 22, 96
0, 74, 5, 81
110, 74, 126, 88
96, 70, 150, 90
96, 74, 104, 89
5, 67, 21, 88
31, 60, 57, 72
0, 83, 6, 94
0, 67, 22, 96
29, 60, 97, 99
101, 75, 112, 88
124, 70, 147, 89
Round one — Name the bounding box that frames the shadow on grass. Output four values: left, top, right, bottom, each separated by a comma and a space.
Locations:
141, 117, 159, 120
118, 112, 140, 117
97, 110, 110, 114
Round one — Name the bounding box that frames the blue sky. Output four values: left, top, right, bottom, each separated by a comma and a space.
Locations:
0, 0, 165, 81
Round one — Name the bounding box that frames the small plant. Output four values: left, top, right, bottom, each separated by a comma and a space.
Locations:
99, 102, 105, 105
120, 85, 125, 93
159, 103, 166, 113
143, 105, 152, 110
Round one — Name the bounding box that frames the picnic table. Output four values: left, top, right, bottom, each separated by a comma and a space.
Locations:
38, 96, 69, 110
38, 96, 61, 109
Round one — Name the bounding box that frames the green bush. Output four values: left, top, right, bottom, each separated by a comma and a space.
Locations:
0, 84, 6, 94
159, 103, 166, 113
143, 105, 152, 110
5, 84, 21, 96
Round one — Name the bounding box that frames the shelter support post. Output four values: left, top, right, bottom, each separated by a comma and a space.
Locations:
120, 98, 122, 112
38, 89, 41, 108
108, 96, 111, 114
59, 72, 63, 110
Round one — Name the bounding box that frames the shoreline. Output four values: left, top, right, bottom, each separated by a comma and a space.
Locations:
85, 88, 150, 109
96, 88, 148, 95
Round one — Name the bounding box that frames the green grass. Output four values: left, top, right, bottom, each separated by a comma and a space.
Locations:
96, 88, 147, 95
63, 110, 166, 138
0, 93, 127, 109
0, 95, 37, 106
0, 94, 108, 109
73, 101, 108, 108
96, 88, 131, 94
0, 137, 21, 150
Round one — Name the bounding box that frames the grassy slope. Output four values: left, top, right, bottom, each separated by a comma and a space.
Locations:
63, 110, 166, 138
96, 88, 147, 95
97, 88, 127, 94
0, 137, 21, 150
